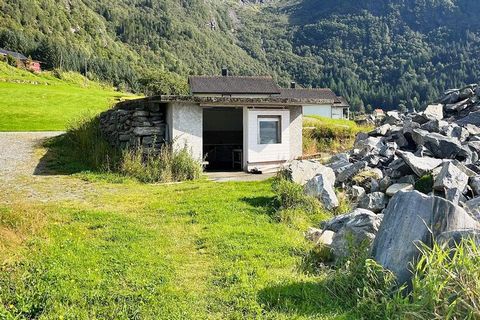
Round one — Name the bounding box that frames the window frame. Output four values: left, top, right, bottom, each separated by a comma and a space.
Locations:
257, 115, 282, 145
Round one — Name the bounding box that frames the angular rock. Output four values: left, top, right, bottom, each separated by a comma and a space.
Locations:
322, 208, 377, 232
423, 104, 443, 120
464, 124, 480, 136
379, 142, 397, 158
456, 111, 480, 126
330, 210, 383, 261
283, 160, 335, 186
357, 192, 387, 213
433, 162, 469, 192
464, 197, 480, 220
452, 160, 478, 177
422, 132, 463, 159
305, 227, 335, 246
321, 209, 383, 261
437, 229, 480, 248
379, 176, 392, 192
470, 176, 480, 196
396, 151, 443, 177
371, 191, 479, 285
336, 161, 368, 184
133, 126, 164, 136
384, 111, 402, 125
386, 183, 414, 196
351, 185, 366, 200
444, 188, 464, 205
451, 126, 470, 142
398, 175, 416, 185
305, 172, 339, 210
370, 124, 391, 136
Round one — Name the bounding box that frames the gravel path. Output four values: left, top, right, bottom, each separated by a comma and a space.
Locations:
0, 132, 62, 181
0, 132, 94, 204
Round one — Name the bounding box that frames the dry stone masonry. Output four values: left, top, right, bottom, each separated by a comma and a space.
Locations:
284, 84, 480, 284
99, 100, 166, 150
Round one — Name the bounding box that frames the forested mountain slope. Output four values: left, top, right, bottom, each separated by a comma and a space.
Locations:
2, 0, 480, 111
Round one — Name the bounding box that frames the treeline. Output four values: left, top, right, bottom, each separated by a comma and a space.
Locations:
237, 0, 480, 111
1, 0, 480, 110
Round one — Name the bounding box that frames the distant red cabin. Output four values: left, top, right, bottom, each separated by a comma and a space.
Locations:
26, 60, 42, 73
0, 48, 42, 72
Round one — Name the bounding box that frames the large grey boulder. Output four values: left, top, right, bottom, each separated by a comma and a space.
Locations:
371, 191, 479, 285
357, 192, 387, 213
433, 162, 469, 192
283, 160, 335, 186
397, 151, 443, 177
322, 209, 383, 261
304, 171, 339, 210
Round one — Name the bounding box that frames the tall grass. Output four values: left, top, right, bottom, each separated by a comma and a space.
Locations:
325, 239, 480, 319
51, 114, 202, 183
64, 113, 120, 171
120, 144, 202, 183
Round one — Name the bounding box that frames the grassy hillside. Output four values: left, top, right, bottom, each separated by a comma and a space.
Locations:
0, 62, 133, 131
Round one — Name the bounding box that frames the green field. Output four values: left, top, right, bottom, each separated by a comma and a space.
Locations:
0, 176, 353, 319
0, 62, 133, 131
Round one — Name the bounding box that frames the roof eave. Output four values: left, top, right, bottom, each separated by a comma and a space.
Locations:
114, 95, 335, 108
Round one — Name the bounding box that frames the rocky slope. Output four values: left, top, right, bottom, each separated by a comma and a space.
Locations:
284, 84, 480, 284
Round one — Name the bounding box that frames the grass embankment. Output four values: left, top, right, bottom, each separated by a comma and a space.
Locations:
303, 116, 372, 156
0, 62, 135, 131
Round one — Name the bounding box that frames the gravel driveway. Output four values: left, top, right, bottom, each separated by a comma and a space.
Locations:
0, 132, 62, 181
0, 132, 93, 203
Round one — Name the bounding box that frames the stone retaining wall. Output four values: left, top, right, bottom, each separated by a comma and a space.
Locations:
99, 100, 167, 150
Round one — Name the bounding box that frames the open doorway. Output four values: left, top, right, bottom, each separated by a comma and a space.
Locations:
203, 107, 243, 171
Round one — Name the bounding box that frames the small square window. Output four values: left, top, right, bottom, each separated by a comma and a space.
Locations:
258, 116, 281, 144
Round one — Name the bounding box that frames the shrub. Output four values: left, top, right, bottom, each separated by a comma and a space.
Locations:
271, 177, 320, 213
415, 174, 433, 194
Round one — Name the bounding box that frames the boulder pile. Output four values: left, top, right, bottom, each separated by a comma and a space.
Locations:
285, 85, 480, 284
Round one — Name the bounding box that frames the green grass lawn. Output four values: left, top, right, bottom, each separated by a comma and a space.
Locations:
0, 62, 134, 131
0, 178, 353, 319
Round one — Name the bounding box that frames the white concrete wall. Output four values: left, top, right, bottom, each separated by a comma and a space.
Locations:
331, 107, 345, 119
244, 108, 291, 172
303, 104, 332, 118
289, 106, 303, 159
166, 102, 203, 160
